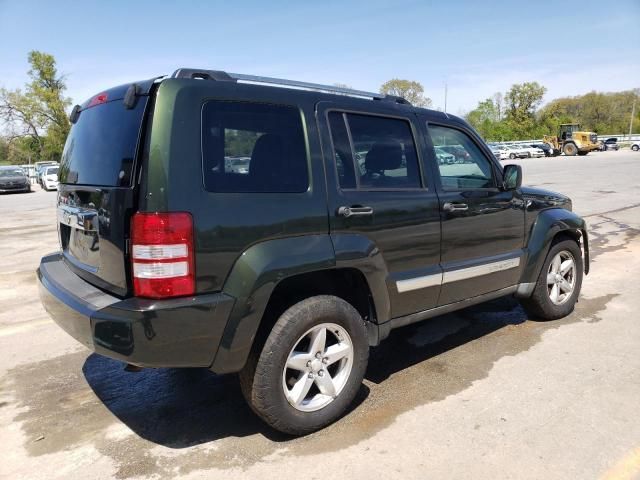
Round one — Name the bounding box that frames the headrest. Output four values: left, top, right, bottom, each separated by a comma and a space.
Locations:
365, 141, 403, 172
250, 134, 284, 178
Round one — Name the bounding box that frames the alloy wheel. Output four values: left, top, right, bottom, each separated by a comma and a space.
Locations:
282, 323, 354, 412
546, 250, 577, 305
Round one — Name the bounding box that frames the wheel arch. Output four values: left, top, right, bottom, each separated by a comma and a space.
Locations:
210, 233, 390, 373
516, 208, 589, 298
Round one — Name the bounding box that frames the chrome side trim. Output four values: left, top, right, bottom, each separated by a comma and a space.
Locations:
443, 257, 520, 284
396, 273, 443, 293
395, 256, 521, 293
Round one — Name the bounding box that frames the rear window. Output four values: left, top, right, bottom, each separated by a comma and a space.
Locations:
201, 101, 308, 193
59, 99, 147, 186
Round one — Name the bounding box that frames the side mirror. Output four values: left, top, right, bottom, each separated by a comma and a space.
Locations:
503, 164, 522, 190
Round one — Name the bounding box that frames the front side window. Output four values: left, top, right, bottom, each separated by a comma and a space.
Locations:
428, 124, 495, 190
202, 101, 308, 193
328, 112, 421, 190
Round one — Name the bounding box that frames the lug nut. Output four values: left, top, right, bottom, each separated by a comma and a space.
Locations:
315, 352, 322, 359
308, 373, 314, 379
322, 357, 328, 364
318, 370, 324, 377
306, 360, 312, 367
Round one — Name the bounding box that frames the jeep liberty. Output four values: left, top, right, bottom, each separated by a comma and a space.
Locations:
38, 68, 589, 434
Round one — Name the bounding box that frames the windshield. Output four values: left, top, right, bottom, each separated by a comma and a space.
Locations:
0, 169, 25, 177
45, 166, 59, 175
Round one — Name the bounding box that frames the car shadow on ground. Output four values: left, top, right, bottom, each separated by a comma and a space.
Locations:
83, 296, 526, 448
366, 296, 527, 384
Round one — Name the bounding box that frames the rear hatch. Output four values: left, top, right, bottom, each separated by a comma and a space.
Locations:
57, 80, 155, 297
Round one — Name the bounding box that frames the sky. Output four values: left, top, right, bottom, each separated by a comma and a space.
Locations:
1, 0, 639, 115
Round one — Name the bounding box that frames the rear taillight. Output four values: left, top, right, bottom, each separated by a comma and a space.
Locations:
130, 212, 195, 299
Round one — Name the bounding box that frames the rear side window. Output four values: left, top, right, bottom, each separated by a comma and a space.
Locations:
59, 99, 147, 186
202, 101, 308, 193
328, 112, 421, 190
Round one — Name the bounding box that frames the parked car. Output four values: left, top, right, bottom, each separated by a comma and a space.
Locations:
0, 166, 31, 193
434, 146, 456, 164
516, 144, 545, 158
225, 156, 251, 174
600, 138, 619, 151
490, 145, 510, 161
38, 69, 589, 435
40, 165, 59, 191
504, 144, 529, 159
439, 144, 471, 163
489, 146, 502, 161
631, 141, 639, 152
35, 161, 58, 183
531, 143, 553, 157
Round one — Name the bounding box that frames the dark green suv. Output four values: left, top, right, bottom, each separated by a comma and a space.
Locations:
38, 68, 589, 435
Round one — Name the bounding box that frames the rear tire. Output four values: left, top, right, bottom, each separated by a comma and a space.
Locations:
509, 153, 516, 159
632, 145, 639, 151
240, 295, 369, 435
563, 143, 578, 156
577, 151, 588, 156
520, 238, 583, 320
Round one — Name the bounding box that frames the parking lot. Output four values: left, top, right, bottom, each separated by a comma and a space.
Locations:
1, 149, 639, 480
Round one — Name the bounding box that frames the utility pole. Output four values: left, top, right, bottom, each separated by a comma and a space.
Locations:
444, 81, 448, 113
629, 95, 637, 140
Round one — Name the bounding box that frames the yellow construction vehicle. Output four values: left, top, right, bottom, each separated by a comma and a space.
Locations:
543, 123, 600, 156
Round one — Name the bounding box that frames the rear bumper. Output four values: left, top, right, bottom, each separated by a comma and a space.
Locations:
38, 253, 235, 368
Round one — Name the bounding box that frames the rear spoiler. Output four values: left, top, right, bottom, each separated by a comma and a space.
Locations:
69, 76, 162, 124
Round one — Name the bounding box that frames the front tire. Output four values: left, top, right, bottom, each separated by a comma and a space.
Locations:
520, 238, 583, 320
240, 295, 369, 435
563, 143, 578, 156
509, 153, 516, 159
632, 145, 639, 151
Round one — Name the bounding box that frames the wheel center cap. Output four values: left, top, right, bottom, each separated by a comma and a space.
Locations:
311, 359, 323, 372
556, 274, 563, 283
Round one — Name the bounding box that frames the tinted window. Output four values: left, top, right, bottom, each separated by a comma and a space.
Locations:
428, 124, 495, 190
328, 112, 356, 189
202, 101, 308, 193
59, 99, 146, 186
327, 112, 421, 190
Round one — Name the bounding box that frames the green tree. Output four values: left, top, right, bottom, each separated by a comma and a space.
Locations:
380, 79, 432, 107
0, 51, 71, 163
504, 82, 547, 139
0, 137, 8, 164
466, 97, 501, 139
538, 89, 640, 134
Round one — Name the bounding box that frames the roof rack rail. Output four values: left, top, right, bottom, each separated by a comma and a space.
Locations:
170, 68, 411, 105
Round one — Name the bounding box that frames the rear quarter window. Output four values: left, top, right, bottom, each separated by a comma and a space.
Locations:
201, 101, 308, 193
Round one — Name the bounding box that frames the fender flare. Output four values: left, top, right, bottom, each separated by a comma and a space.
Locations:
210, 233, 391, 373
516, 208, 589, 297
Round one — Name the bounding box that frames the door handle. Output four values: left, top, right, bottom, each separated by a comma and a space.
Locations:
443, 202, 469, 212
337, 206, 373, 218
